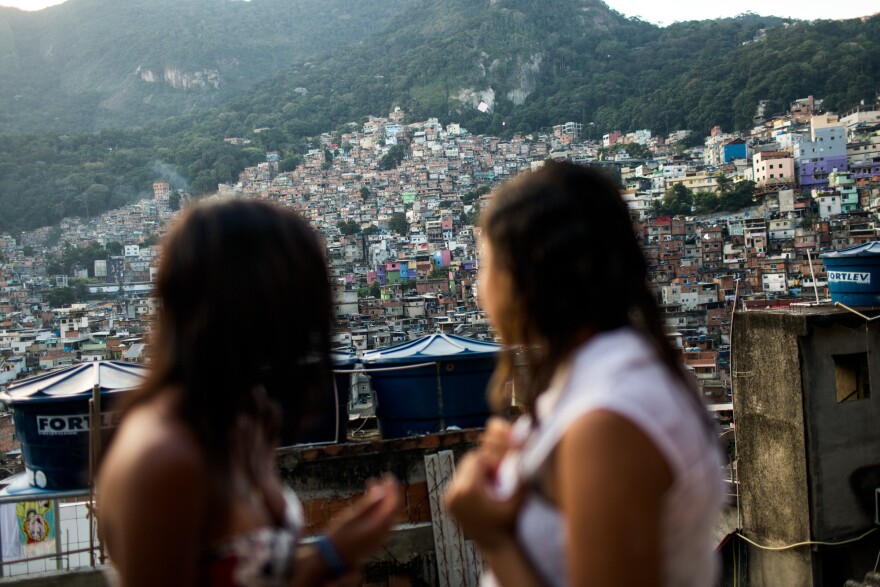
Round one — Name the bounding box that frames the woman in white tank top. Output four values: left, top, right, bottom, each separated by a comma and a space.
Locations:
446, 162, 723, 586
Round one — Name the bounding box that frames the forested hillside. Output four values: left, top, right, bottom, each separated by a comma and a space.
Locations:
0, 0, 413, 132
1, 0, 878, 234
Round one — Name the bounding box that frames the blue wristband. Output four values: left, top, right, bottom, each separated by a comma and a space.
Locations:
314, 534, 349, 578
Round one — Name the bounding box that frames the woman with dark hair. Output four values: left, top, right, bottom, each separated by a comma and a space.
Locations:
446, 162, 723, 586
98, 200, 400, 586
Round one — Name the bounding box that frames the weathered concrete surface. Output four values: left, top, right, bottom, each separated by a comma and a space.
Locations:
798, 318, 880, 540
278, 429, 481, 584
0, 430, 480, 587
733, 310, 814, 585
733, 307, 880, 585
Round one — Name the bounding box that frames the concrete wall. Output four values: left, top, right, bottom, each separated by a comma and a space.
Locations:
733, 310, 814, 585
734, 308, 880, 585
0, 430, 480, 587
798, 319, 880, 540
277, 430, 480, 585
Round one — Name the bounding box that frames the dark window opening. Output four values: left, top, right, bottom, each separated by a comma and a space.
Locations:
834, 353, 870, 403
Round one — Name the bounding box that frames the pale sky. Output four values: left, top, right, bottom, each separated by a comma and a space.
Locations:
0, 0, 877, 24
603, 0, 878, 25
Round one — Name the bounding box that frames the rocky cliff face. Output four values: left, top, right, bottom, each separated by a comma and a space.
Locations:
137, 66, 221, 90
507, 53, 542, 106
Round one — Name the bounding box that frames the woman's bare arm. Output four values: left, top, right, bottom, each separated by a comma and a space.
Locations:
99, 432, 208, 587
556, 410, 673, 586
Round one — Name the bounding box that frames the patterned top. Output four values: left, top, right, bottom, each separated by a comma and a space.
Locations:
200, 489, 305, 587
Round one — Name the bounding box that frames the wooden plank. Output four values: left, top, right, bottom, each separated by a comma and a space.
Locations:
425, 450, 483, 587
424, 453, 453, 587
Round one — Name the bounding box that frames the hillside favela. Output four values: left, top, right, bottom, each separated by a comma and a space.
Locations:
0, 0, 879, 585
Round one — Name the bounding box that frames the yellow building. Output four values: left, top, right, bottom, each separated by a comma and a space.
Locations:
666, 171, 721, 194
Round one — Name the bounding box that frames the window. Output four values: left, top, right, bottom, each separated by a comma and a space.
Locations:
834, 353, 870, 403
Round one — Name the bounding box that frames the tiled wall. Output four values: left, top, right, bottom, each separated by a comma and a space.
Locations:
2, 501, 101, 577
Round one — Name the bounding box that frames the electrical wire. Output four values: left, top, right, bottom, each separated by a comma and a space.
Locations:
735, 527, 878, 551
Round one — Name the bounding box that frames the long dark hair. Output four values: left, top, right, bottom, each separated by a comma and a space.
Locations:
121, 199, 332, 482
481, 161, 692, 413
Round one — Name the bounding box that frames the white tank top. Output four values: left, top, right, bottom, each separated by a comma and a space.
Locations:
483, 328, 723, 587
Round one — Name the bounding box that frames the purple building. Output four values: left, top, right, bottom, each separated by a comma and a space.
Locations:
794, 117, 848, 192
462, 259, 478, 272
375, 264, 387, 286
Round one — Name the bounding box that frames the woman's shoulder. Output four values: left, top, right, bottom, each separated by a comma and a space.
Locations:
97, 395, 213, 582
566, 328, 688, 407
555, 329, 718, 475
99, 395, 208, 516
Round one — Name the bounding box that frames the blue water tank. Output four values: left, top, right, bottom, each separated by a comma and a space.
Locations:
821, 242, 880, 306
0, 362, 147, 490
362, 333, 500, 439
292, 350, 356, 445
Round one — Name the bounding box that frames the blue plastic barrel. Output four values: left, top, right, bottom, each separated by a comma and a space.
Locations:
821, 242, 880, 306
292, 350, 355, 445
0, 362, 147, 490
362, 333, 500, 439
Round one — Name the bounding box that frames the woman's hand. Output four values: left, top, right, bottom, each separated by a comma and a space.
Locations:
445, 418, 523, 552
479, 417, 515, 471
291, 476, 400, 587
324, 475, 402, 568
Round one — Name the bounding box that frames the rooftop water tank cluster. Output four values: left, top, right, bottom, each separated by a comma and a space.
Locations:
822, 242, 880, 306
363, 333, 500, 439
0, 335, 501, 490
0, 361, 148, 490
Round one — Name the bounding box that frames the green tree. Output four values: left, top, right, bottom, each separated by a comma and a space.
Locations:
379, 144, 406, 170
693, 191, 720, 215
622, 142, 650, 159
279, 155, 302, 173
388, 212, 409, 236
46, 287, 77, 308
680, 131, 706, 149
337, 220, 361, 235
799, 212, 816, 229
70, 278, 93, 301
44, 226, 63, 247
461, 185, 491, 205
168, 192, 181, 212
720, 181, 756, 211
654, 184, 693, 217
716, 173, 732, 195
